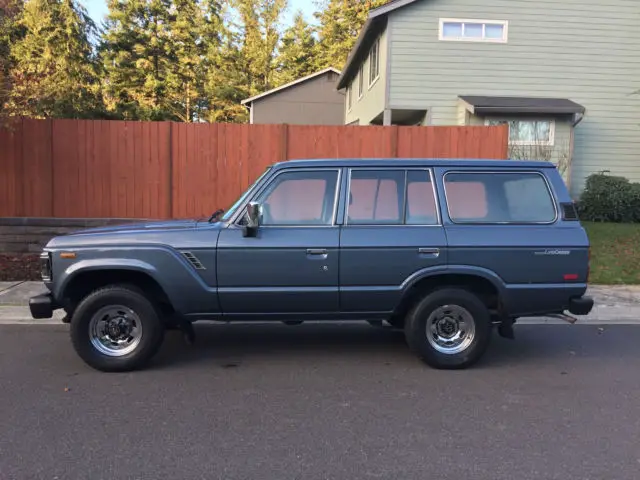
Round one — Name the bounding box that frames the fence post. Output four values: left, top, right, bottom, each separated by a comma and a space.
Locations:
391, 125, 399, 157
49, 118, 54, 217
168, 121, 173, 219
281, 123, 289, 161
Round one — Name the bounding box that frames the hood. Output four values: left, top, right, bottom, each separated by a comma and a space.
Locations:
68, 219, 202, 236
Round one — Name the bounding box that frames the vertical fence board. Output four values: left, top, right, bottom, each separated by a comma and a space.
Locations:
1, 120, 508, 219
20, 118, 53, 216
0, 119, 22, 216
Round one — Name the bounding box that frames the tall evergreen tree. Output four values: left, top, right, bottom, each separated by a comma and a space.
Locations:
6, 0, 103, 118
101, 0, 174, 120
232, 0, 287, 96
165, 0, 208, 122
201, 0, 247, 122
314, 0, 385, 70
273, 10, 317, 86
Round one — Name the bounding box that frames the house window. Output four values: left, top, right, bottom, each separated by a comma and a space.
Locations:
439, 19, 508, 42
347, 84, 352, 111
358, 64, 364, 99
368, 38, 380, 86
485, 118, 555, 146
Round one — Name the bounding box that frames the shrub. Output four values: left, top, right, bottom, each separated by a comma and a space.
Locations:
578, 172, 640, 223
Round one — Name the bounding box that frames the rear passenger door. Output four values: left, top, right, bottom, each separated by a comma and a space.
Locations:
339, 167, 448, 313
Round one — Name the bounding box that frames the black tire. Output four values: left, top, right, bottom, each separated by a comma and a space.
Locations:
404, 288, 491, 369
70, 285, 165, 372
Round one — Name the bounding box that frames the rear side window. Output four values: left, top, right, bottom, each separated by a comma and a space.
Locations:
348, 170, 405, 224
347, 169, 439, 225
444, 171, 556, 223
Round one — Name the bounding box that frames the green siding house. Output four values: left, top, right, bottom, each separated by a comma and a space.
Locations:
338, 0, 640, 196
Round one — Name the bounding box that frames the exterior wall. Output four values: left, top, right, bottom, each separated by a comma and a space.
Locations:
388, 0, 640, 196
251, 72, 345, 125
344, 25, 389, 125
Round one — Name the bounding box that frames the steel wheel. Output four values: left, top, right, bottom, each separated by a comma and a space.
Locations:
425, 304, 476, 355
89, 305, 143, 357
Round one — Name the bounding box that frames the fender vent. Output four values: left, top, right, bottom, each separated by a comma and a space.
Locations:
182, 251, 206, 270
560, 202, 579, 221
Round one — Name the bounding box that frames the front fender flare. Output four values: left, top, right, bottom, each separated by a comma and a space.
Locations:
55, 258, 168, 303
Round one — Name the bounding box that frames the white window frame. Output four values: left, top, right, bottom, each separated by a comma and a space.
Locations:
346, 84, 352, 112
358, 64, 364, 99
439, 18, 508, 43
484, 118, 556, 146
368, 38, 380, 88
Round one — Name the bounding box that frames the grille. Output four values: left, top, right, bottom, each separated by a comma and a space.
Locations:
181, 251, 206, 270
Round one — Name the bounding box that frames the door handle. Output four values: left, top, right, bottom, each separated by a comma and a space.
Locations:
418, 247, 440, 257
306, 249, 327, 255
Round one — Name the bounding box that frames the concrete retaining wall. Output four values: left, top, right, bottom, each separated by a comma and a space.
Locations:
0, 218, 147, 253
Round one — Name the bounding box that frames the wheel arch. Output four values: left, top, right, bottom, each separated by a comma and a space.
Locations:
392, 267, 507, 326
57, 263, 175, 317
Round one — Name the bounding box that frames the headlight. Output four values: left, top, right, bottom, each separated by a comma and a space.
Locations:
40, 252, 52, 282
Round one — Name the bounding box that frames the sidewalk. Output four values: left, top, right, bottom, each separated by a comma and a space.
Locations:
1, 281, 639, 325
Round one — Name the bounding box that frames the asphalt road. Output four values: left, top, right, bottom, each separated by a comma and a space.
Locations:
1, 322, 639, 480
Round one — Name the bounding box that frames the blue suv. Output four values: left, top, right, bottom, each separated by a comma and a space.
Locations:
30, 159, 594, 372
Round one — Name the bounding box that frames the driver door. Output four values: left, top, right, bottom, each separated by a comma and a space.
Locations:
216, 167, 341, 318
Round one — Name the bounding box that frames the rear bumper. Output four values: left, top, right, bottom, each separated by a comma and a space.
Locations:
568, 295, 594, 316
29, 293, 58, 319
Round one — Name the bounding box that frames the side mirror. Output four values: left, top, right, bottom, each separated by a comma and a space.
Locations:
242, 202, 261, 237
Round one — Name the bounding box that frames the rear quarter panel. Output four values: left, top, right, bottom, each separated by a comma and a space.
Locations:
434, 165, 590, 316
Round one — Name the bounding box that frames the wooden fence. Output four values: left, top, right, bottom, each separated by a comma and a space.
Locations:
0, 118, 508, 219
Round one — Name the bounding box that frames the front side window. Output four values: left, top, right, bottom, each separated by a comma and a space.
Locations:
358, 64, 364, 98
255, 170, 339, 226
439, 19, 508, 42
444, 171, 556, 223
486, 119, 554, 146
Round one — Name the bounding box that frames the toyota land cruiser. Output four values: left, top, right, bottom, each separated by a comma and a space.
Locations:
29, 159, 594, 372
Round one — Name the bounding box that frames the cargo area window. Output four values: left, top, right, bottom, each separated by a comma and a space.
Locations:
444, 171, 556, 224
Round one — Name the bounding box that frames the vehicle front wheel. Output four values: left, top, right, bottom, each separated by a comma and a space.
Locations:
404, 288, 491, 369
70, 285, 165, 372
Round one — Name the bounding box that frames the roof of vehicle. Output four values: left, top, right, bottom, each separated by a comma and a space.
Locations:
271, 158, 556, 170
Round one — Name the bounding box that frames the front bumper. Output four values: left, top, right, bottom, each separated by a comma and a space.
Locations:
568, 295, 594, 316
29, 293, 58, 319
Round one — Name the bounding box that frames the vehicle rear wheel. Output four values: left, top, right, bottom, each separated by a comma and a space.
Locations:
70, 285, 165, 372
404, 288, 491, 369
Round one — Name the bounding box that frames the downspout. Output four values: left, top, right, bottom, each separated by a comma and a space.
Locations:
567, 112, 585, 191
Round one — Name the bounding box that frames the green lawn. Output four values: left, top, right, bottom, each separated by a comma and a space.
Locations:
584, 222, 640, 285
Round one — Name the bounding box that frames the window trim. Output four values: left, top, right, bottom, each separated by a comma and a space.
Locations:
345, 167, 441, 227
484, 118, 556, 146
233, 167, 342, 228
358, 64, 364, 99
346, 84, 353, 112
368, 38, 380, 88
438, 18, 509, 43
442, 170, 559, 225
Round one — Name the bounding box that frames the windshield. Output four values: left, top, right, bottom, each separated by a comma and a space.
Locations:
220, 167, 272, 222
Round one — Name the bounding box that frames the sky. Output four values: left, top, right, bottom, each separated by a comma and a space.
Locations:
80, 0, 319, 27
